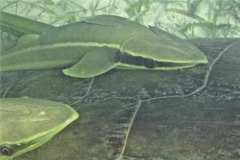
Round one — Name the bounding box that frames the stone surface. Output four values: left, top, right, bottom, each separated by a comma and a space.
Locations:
1, 38, 240, 160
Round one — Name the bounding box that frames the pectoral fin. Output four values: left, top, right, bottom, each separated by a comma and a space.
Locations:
63, 47, 119, 78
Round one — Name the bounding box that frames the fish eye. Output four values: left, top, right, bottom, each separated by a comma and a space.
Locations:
144, 59, 155, 68
0, 146, 12, 156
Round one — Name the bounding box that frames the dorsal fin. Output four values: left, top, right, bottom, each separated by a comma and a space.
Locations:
148, 26, 183, 41
83, 15, 127, 27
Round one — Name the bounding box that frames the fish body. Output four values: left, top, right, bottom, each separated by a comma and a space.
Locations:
0, 98, 78, 160
0, 13, 208, 78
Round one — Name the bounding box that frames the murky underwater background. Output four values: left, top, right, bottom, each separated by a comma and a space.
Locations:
0, 0, 240, 160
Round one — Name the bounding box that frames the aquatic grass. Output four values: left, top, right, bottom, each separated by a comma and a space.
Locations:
18, 0, 57, 15
161, 0, 240, 38
182, 22, 233, 38
106, 0, 118, 14
89, 0, 102, 16
124, 0, 151, 23
1, 0, 85, 25
187, 0, 204, 15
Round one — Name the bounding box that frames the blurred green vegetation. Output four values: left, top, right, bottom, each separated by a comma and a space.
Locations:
0, 0, 239, 38
165, 0, 240, 37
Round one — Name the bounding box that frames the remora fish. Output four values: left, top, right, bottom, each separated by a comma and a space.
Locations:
0, 11, 208, 78
0, 98, 79, 160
